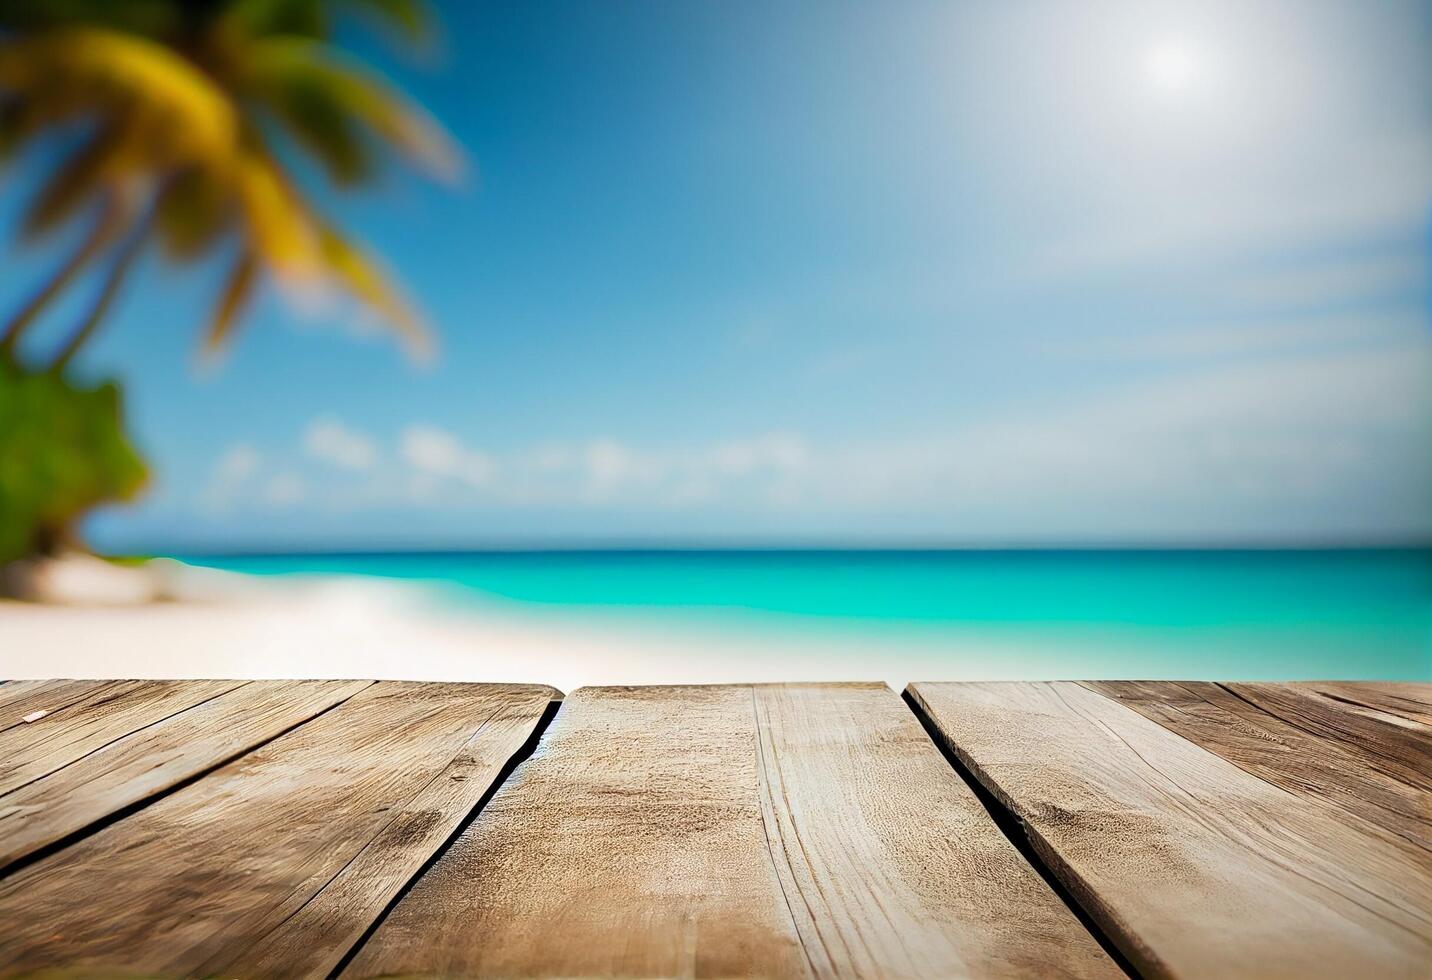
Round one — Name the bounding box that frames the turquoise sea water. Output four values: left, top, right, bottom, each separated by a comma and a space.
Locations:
179, 549, 1432, 680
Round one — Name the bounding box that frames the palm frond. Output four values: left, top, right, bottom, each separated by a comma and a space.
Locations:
0, 98, 27, 163
220, 0, 328, 43
0, 0, 179, 36
156, 166, 236, 259
342, 0, 430, 42
233, 140, 322, 280
242, 39, 374, 184
244, 37, 462, 184
0, 28, 237, 168
0, 93, 100, 165
1, 3, 455, 371
200, 251, 259, 358
317, 222, 431, 360
21, 125, 123, 238
221, 0, 431, 44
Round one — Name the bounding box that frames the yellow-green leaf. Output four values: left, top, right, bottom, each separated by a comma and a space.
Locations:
318, 224, 431, 360
233, 143, 322, 279
0, 28, 238, 168
201, 251, 259, 358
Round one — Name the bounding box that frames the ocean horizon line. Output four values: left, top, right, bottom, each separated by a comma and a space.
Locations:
154, 540, 1432, 560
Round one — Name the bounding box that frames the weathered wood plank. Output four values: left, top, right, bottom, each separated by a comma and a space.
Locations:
0, 679, 373, 870
0, 679, 242, 788
0, 681, 557, 979
1083, 681, 1432, 854
1221, 682, 1432, 794
1294, 681, 1432, 727
0, 680, 117, 731
344, 683, 1118, 979
909, 681, 1432, 980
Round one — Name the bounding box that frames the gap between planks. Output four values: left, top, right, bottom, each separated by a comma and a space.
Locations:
7, 679, 1423, 979
907, 681, 1432, 980
342, 682, 1119, 979
899, 687, 1141, 979
0, 682, 560, 980
0, 680, 376, 877
325, 695, 561, 979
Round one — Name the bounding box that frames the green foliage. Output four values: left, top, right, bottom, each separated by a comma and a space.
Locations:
0, 361, 148, 563
0, 0, 454, 562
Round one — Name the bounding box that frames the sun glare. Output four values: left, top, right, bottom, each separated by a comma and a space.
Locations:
1144, 40, 1200, 92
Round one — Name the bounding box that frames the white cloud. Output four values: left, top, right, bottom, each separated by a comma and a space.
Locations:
199, 444, 262, 513
1221, 253, 1426, 310
1035, 312, 1427, 363
195, 338, 1432, 540
401, 426, 496, 488
388, 428, 810, 508
305, 416, 378, 470
807, 339, 1432, 538
214, 444, 261, 483
583, 439, 661, 497
261, 473, 307, 507
1015, 132, 1432, 288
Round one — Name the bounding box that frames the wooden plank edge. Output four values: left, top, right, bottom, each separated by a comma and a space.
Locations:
327, 693, 563, 978
1080, 680, 1432, 855
0, 680, 137, 735
902, 684, 1146, 980
1, 681, 251, 796
0, 680, 379, 881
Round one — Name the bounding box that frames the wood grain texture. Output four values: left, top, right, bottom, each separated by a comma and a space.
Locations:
1221, 682, 1432, 795
1083, 681, 1432, 854
1292, 681, 1432, 726
0, 681, 557, 980
0, 679, 243, 793
344, 683, 1118, 979
909, 681, 1432, 980
0, 679, 372, 870
0, 680, 117, 732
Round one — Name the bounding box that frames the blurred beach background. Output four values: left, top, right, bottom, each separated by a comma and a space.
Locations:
3, 549, 1427, 688
2, 0, 1429, 686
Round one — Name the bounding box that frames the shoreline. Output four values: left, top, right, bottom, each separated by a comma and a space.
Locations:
0, 558, 902, 689
3, 555, 1428, 688
0, 560, 615, 690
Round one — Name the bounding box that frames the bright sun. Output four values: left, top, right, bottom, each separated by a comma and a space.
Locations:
1144, 41, 1200, 92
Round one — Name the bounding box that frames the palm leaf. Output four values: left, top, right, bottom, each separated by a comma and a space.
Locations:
329, 60, 460, 183
317, 223, 431, 360
343, 0, 430, 42
200, 251, 259, 357
232, 141, 322, 280
156, 166, 236, 259
222, 0, 431, 44
220, 0, 327, 40
0, 98, 27, 163
0, 0, 179, 35
0, 28, 237, 168
1, 4, 455, 370
242, 40, 375, 184
244, 38, 462, 184
0, 93, 102, 165
21, 125, 123, 238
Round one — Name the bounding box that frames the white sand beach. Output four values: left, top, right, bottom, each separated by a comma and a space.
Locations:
0, 558, 955, 691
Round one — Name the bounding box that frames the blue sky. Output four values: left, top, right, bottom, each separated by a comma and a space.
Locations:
5, 0, 1431, 549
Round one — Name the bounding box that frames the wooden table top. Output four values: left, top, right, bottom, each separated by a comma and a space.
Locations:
0, 679, 1427, 978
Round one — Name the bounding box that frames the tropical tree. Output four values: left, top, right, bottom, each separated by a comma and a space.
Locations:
0, 0, 461, 364
0, 0, 461, 562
